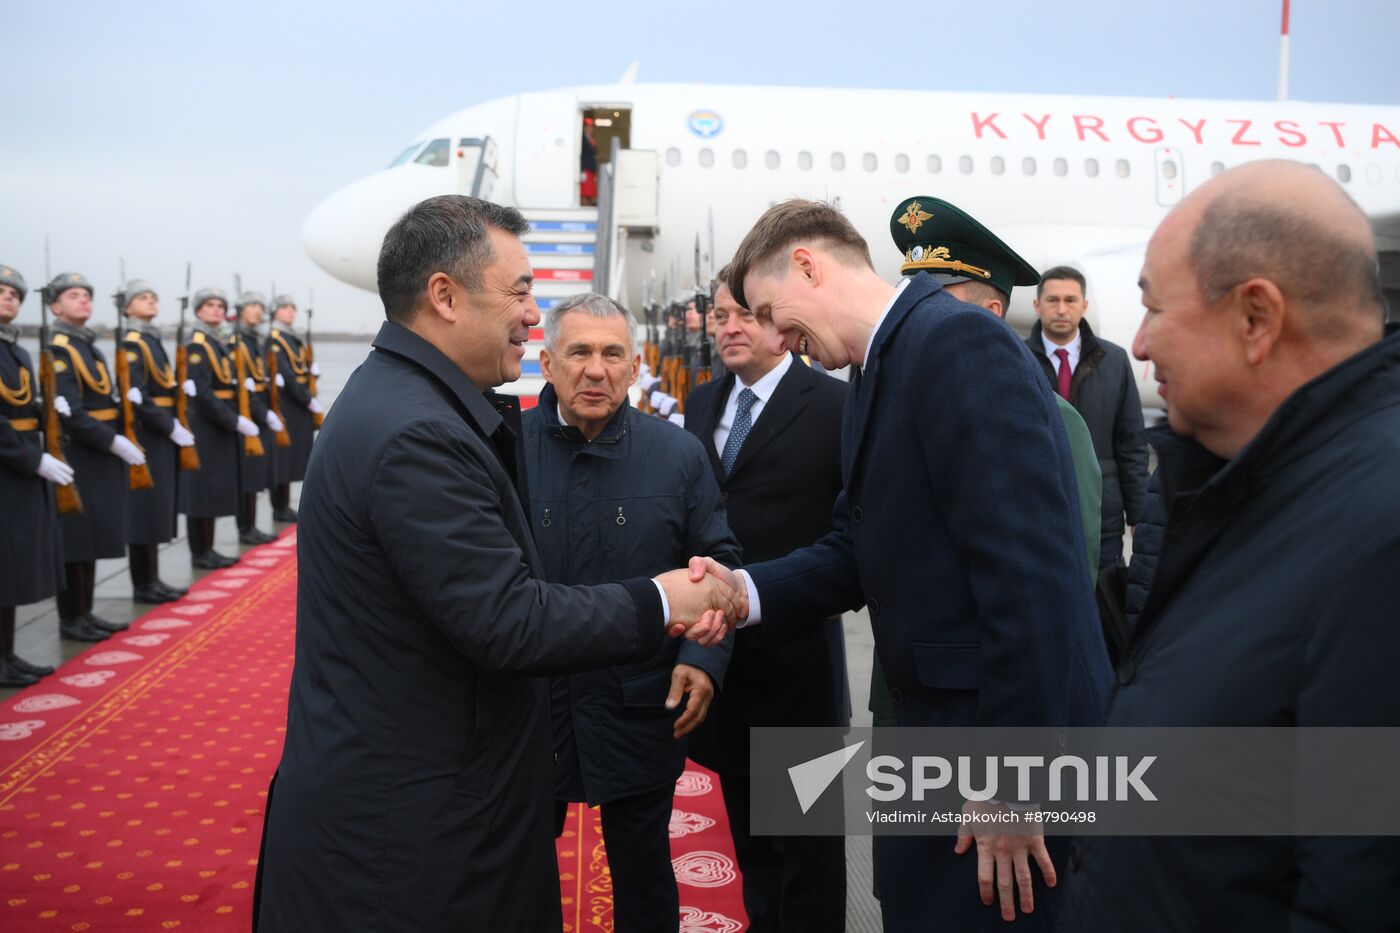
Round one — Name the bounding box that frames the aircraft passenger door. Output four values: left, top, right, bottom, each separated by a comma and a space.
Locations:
455, 137, 499, 199
513, 92, 580, 208
1154, 147, 1183, 207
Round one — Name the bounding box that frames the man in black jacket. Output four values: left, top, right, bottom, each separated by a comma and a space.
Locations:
1063, 160, 1400, 931
254, 196, 740, 932
524, 292, 741, 933
1026, 266, 1148, 568
683, 271, 850, 933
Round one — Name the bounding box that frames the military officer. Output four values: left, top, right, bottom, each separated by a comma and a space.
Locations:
46, 272, 143, 640
0, 265, 72, 684
180, 288, 252, 568
265, 294, 321, 522
120, 280, 196, 603
230, 291, 281, 545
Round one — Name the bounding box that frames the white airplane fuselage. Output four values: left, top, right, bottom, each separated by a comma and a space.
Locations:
303, 82, 1400, 407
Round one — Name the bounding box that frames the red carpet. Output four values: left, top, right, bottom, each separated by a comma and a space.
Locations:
1, 531, 749, 931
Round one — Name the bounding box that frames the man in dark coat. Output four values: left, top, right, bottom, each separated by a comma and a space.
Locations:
264, 295, 320, 522
119, 279, 194, 603
179, 288, 250, 569
229, 292, 280, 545
523, 292, 741, 933
254, 195, 739, 932
1062, 160, 1400, 931
691, 200, 1111, 932
1026, 266, 1149, 568
683, 271, 851, 933
0, 263, 71, 684
47, 272, 143, 640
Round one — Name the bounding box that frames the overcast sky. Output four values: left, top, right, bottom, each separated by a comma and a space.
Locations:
3, 0, 1396, 333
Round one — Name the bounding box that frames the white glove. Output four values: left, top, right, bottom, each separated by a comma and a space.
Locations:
169, 423, 195, 447
310, 362, 321, 377
307, 398, 324, 415
649, 391, 678, 417
274, 373, 285, 388
54, 395, 72, 417
244, 377, 257, 392
638, 373, 661, 394
265, 411, 284, 433
639, 362, 652, 381
235, 416, 260, 438
127, 386, 143, 405
109, 434, 147, 466
36, 452, 74, 486
667, 412, 686, 427
182, 379, 196, 398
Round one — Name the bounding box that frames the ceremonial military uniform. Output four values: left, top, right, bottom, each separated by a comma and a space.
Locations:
180, 293, 242, 568
119, 280, 188, 603
230, 292, 277, 545
46, 274, 128, 640
266, 295, 317, 522
0, 265, 65, 684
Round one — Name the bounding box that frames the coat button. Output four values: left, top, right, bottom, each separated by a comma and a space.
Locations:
889, 687, 905, 704
851, 506, 864, 523
867, 597, 881, 615
1116, 658, 1136, 685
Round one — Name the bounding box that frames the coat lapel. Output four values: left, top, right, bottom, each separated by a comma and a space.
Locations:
846, 277, 931, 486
725, 355, 809, 481
692, 372, 733, 475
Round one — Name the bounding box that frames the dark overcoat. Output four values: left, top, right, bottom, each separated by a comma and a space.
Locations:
254, 322, 669, 932
266, 326, 314, 484
1063, 327, 1400, 932
123, 326, 179, 544
178, 324, 240, 518
522, 383, 740, 805
49, 324, 127, 561
0, 334, 63, 606
230, 328, 271, 494
744, 274, 1111, 932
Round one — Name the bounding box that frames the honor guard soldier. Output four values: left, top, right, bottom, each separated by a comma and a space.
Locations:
230, 291, 280, 544
119, 280, 195, 602
0, 265, 71, 684
265, 295, 322, 522
46, 272, 143, 640
180, 288, 251, 568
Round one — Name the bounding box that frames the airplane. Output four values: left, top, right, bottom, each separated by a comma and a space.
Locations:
301, 74, 1400, 408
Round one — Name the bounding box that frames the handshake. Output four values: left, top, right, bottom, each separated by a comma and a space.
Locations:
654, 557, 749, 646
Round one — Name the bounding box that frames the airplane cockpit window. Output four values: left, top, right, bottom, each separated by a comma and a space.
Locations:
388, 143, 424, 168
414, 138, 451, 167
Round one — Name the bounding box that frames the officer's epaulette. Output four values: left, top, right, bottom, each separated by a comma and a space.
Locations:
125, 330, 142, 342
52, 333, 70, 347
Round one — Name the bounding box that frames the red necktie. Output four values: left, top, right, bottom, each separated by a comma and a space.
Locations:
1055, 348, 1072, 400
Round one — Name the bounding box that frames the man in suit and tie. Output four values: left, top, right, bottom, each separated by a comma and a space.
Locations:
686, 200, 1111, 931
683, 268, 850, 933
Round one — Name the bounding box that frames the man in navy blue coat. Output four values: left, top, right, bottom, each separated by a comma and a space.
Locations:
689, 200, 1111, 931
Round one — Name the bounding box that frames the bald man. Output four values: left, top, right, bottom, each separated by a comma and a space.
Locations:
1063, 160, 1400, 930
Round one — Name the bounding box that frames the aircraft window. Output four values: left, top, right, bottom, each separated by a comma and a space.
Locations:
958, 155, 973, 175
733, 149, 748, 169
1085, 158, 1100, 177
665, 147, 681, 167
830, 152, 846, 171
1367, 164, 1382, 184
765, 150, 780, 169
863, 153, 878, 172
1162, 160, 1178, 180
798, 151, 813, 171
388, 142, 423, 168
1053, 157, 1068, 177
1337, 164, 1351, 183
895, 154, 910, 173
927, 154, 942, 174
1115, 159, 1131, 178
414, 138, 450, 167
699, 148, 715, 168
1022, 157, 1037, 176
990, 156, 1005, 175
1211, 161, 1225, 176
458, 137, 483, 148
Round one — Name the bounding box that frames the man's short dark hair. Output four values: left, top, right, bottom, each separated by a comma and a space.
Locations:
377, 195, 530, 324
953, 279, 1012, 314
726, 199, 873, 310
1037, 265, 1086, 298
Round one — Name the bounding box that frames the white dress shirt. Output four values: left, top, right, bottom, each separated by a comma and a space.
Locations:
712, 351, 793, 457
1041, 330, 1082, 374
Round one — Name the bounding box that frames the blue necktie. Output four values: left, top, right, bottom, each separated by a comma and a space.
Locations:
720, 388, 757, 476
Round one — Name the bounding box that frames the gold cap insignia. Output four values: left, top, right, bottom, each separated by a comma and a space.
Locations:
898, 201, 933, 235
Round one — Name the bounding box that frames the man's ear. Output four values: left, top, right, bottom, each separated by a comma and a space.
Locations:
425, 272, 459, 324
539, 347, 554, 382
791, 246, 820, 288
1234, 277, 1286, 367
628, 353, 641, 387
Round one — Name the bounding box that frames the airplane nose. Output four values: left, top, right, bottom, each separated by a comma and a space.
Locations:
302, 166, 458, 292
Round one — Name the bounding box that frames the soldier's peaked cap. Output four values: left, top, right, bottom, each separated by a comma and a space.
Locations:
890, 196, 1040, 296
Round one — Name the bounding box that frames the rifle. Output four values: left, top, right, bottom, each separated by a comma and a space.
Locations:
38, 238, 82, 515
692, 234, 714, 389
265, 280, 291, 448
305, 287, 323, 428
114, 258, 154, 490
231, 273, 264, 457
174, 261, 200, 471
